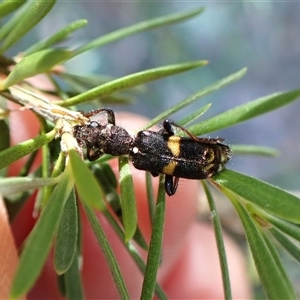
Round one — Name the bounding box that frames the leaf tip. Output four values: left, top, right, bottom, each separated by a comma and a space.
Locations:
0, 80, 7, 90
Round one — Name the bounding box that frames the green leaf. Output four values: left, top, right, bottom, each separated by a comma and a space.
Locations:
262, 228, 296, 297
0, 129, 56, 170
202, 181, 232, 299
101, 210, 165, 298
0, 0, 26, 18
18, 150, 39, 177
119, 157, 137, 242
0, 176, 61, 197
41, 151, 66, 207
270, 227, 300, 266
0, 0, 56, 53
189, 89, 300, 135
141, 175, 166, 300
1, 49, 72, 89
54, 189, 78, 275
10, 164, 74, 299
132, 228, 149, 252
214, 169, 300, 224
63, 254, 84, 300
24, 19, 88, 56
82, 202, 130, 300
97, 162, 118, 189
56, 60, 208, 107
178, 103, 211, 127
230, 196, 296, 299
61, 72, 142, 104
69, 149, 105, 210
145, 172, 155, 225
0, 119, 10, 151
92, 165, 120, 211
0, 3, 29, 41
93, 164, 148, 250
255, 208, 300, 243
61, 72, 145, 97
126, 242, 167, 299
145, 68, 247, 129
231, 144, 279, 157
0, 119, 10, 176
73, 7, 205, 56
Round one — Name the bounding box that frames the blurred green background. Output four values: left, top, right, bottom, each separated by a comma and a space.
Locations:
7, 1, 300, 189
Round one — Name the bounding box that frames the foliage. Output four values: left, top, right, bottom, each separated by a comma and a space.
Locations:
0, 1, 300, 299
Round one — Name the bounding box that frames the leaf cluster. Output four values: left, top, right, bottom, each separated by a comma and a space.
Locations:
0, 2, 300, 299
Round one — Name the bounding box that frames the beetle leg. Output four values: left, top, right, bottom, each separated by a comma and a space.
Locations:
103, 108, 116, 125
150, 172, 159, 177
87, 147, 103, 161
163, 119, 175, 135
83, 108, 116, 125
165, 120, 224, 144
164, 175, 179, 196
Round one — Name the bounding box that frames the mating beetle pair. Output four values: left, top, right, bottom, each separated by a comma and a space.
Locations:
74, 108, 232, 196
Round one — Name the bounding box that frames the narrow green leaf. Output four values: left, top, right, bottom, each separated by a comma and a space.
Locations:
100, 95, 135, 105
0, 129, 56, 170
145, 68, 247, 129
24, 19, 88, 56
231, 144, 279, 157
141, 175, 166, 300
54, 189, 78, 275
18, 150, 39, 177
64, 254, 84, 300
230, 196, 296, 299
0, 0, 26, 18
82, 202, 130, 300
0, 0, 56, 53
0, 119, 10, 151
10, 164, 74, 299
1, 49, 72, 89
127, 242, 167, 300
102, 210, 165, 298
56, 61, 208, 107
0, 112, 10, 176
132, 228, 148, 252
69, 149, 105, 210
73, 7, 205, 56
270, 227, 300, 266
254, 208, 300, 243
57, 275, 66, 297
202, 181, 232, 299
189, 89, 300, 135
62, 72, 144, 97
94, 164, 148, 250
214, 169, 300, 223
92, 165, 120, 213
119, 157, 137, 242
261, 229, 296, 295
61, 72, 139, 104
41, 151, 66, 207
0, 2, 29, 41
99, 162, 118, 189
178, 103, 211, 127
145, 172, 155, 225
0, 176, 61, 197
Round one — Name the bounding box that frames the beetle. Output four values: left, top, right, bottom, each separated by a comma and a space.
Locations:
74, 108, 133, 161
73, 108, 232, 196
130, 119, 231, 195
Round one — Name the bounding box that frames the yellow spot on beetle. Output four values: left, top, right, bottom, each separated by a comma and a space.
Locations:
202, 163, 215, 173
205, 148, 215, 163
163, 161, 177, 175
167, 136, 181, 157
